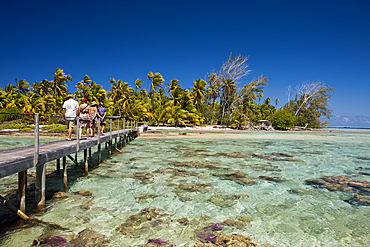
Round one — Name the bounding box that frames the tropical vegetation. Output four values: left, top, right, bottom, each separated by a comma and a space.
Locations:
0, 54, 334, 129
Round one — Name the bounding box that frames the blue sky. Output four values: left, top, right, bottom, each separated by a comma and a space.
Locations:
1, 0, 370, 126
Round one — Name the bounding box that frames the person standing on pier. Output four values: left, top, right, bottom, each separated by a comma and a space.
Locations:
62, 93, 79, 141
79, 98, 92, 139
89, 101, 98, 137
97, 102, 106, 136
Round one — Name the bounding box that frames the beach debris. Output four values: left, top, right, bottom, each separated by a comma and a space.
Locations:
346, 195, 370, 206
259, 175, 286, 182
306, 175, 370, 195
73, 190, 92, 196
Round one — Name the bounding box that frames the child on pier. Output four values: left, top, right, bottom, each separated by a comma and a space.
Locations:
97, 102, 106, 136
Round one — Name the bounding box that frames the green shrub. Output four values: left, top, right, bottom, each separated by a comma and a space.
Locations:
271, 109, 297, 130
41, 123, 67, 133
0, 107, 23, 122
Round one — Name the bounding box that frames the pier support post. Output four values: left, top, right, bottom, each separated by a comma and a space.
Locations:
63, 156, 67, 191
109, 140, 112, 158
89, 148, 91, 158
98, 144, 101, 164
35, 163, 46, 207
84, 149, 88, 176
56, 158, 60, 175
18, 170, 27, 213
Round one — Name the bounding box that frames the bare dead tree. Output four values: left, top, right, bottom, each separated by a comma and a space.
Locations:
217, 53, 252, 84
286, 85, 291, 102
294, 80, 326, 116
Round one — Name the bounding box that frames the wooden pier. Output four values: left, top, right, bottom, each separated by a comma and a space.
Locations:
0, 114, 148, 219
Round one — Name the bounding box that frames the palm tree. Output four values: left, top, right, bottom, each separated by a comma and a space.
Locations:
264, 97, 271, 105
0, 88, 6, 109
134, 78, 143, 93
191, 78, 207, 111
257, 92, 264, 104
15, 78, 31, 96
108, 79, 133, 117
148, 72, 165, 115
220, 78, 236, 123
165, 78, 180, 98
168, 105, 187, 127
90, 82, 107, 104
275, 98, 279, 107
53, 68, 71, 116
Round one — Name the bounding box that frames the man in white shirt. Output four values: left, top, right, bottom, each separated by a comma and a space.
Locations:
62, 93, 80, 140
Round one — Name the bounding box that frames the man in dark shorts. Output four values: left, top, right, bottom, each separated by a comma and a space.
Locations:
97, 102, 106, 135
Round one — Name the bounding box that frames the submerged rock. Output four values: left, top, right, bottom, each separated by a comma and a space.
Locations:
223, 219, 245, 228
272, 152, 294, 157
213, 171, 257, 185
214, 152, 246, 158
236, 214, 252, 223
177, 217, 190, 225
116, 207, 174, 236
357, 156, 370, 161
69, 228, 110, 246
253, 153, 304, 162
250, 163, 282, 172
52, 192, 69, 200
306, 175, 370, 195
73, 190, 93, 196
208, 194, 245, 207
135, 193, 162, 203
346, 195, 370, 206
259, 175, 286, 182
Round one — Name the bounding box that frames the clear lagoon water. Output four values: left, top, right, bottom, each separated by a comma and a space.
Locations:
1, 130, 370, 246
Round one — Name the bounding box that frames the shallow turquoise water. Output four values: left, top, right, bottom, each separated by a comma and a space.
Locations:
1, 131, 370, 246
0, 136, 65, 151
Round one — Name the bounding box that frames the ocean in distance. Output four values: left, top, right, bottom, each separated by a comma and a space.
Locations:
0, 129, 370, 246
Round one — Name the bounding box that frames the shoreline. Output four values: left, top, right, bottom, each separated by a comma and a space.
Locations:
0, 125, 369, 138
